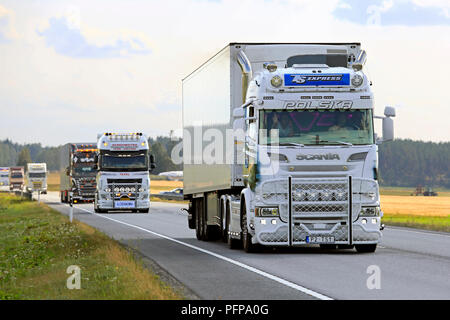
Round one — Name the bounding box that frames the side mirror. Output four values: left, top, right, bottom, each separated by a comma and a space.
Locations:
149, 154, 156, 171
233, 108, 245, 118
384, 106, 396, 117
65, 167, 70, 176
382, 117, 394, 142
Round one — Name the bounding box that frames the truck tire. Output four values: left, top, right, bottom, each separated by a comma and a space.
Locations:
355, 244, 377, 253
195, 199, 203, 240
138, 209, 149, 213
241, 199, 256, 253
222, 200, 229, 243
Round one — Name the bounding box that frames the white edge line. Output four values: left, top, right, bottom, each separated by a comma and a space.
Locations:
69, 204, 333, 301
384, 227, 450, 238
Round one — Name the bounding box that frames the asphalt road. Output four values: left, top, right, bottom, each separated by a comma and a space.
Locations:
39, 192, 450, 300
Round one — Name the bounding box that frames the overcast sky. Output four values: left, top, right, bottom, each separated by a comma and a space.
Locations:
0, 0, 449, 146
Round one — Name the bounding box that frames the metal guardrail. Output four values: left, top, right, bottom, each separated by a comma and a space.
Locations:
150, 193, 184, 201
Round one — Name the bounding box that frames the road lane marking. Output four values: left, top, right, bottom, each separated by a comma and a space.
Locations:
72, 205, 333, 300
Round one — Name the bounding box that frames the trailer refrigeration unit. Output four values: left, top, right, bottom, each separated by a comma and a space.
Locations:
9, 167, 24, 191
0, 167, 9, 190
182, 43, 396, 253
60, 143, 98, 203
26, 163, 47, 194
94, 133, 155, 213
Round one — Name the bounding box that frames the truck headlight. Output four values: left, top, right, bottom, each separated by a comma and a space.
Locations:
351, 74, 363, 87
255, 207, 279, 217
131, 187, 136, 192
139, 187, 144, 192
125, 187, 130, 192
104, 187, 111, 192
271, 76, 282, 88
359, 206, 380, 217
114, 187, 119, 192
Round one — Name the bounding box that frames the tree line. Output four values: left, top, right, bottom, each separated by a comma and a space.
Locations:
0, 138, 448, 187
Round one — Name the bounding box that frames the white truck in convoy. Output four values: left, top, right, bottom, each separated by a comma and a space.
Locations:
182, 43, 395, 253
94, 133, 155, 213
26, 163, 48, 194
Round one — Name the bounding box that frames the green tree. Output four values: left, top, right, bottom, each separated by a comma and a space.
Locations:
17, 147, 32, 170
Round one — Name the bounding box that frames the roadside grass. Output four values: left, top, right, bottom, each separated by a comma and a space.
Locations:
0, 193, 182, 300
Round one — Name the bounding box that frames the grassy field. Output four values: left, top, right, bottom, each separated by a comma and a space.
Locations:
380, 192, 450, 232
0, 193, 182, 300
47, 171, 60, 192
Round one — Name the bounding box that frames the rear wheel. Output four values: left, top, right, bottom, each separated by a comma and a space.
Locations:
195, 199, 203, 240
138, 208, 149, 213
355, 244, 377, 253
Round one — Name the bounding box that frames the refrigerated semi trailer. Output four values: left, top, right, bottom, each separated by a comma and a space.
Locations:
94, 133, 155, 213
60, 143, 98, 203
182, 43, 395, 253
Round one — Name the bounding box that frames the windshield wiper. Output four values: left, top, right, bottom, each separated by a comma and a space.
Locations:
318, 140, 353, 146
279, 142, 305, 147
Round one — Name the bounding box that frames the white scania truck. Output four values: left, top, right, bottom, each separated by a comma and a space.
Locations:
26, 163, 48, 194
182, 43, 395, 253
94, 133, 155, 213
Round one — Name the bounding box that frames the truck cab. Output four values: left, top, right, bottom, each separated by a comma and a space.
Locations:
26, 163, 47, 194
9, 167, 24, 191
94, 133, 155, 213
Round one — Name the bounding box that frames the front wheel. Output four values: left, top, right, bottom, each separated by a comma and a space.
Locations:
241, 201, 257, 253
355, 244, 377, 253
138, 208, 149, 213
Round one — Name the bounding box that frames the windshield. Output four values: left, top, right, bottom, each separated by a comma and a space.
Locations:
73, 166, 96, 175
0, 174, 8, 178
100, 151, 148, 171
11, 173, 22, 178
28, 172, 46, 178
259, 109, 374, 146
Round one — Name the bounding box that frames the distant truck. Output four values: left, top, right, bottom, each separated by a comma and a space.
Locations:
9, 166, 24, 191
94, 133, 155, 213
183, 43, 395, 253
60, 143, 98, 203
26, 163, 47, 194
0, 167, 9, 190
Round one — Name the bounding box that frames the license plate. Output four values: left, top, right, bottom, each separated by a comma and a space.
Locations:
114, 201, 135, 208
306, 236, 335, 244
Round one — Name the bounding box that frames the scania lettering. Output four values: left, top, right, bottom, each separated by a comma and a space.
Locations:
60, 143, 98, 203
26, 163, 47, 194
182, 43, 395, 253
94, 133, 155, 213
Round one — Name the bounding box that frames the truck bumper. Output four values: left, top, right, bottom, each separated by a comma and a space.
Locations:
254, 217, 382, 246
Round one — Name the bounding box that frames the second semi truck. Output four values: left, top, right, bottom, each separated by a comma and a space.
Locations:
94, 133, 155, 213
182, 43, 395, 253
60, 143, 98, 203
